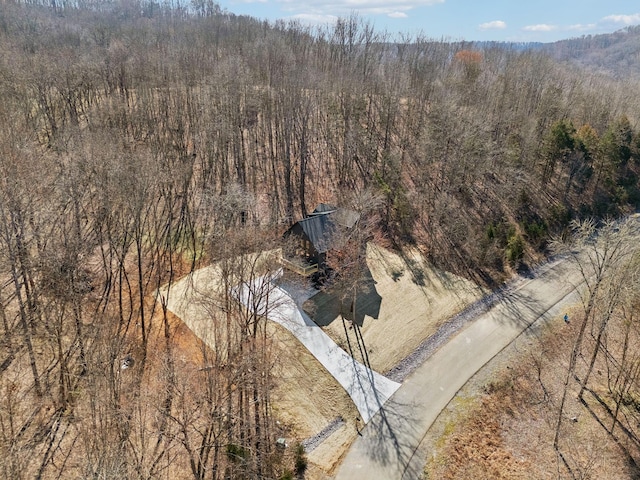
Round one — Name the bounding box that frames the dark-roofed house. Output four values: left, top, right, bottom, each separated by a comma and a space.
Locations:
311, 203, 336, 214
282, 204, 359, 276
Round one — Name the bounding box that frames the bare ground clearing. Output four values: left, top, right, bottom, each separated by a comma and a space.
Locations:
305, 243, 486, 374
162, 243, 484, 477
276, 243, 485, 475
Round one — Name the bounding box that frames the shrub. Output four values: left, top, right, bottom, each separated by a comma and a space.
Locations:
506, 233, 525, 265
280, 470, 294, 480
294, 443, 307, 476
226, 443, 248, 463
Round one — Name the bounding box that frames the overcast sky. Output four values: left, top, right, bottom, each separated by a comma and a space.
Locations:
215, 0, 640, 43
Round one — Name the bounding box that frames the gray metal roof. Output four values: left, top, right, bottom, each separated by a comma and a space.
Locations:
333, 208, 360, 229
312, 203, 338, 215
310, 204, 359, 228
288, 205, 361, 254
297, 214, 336, 253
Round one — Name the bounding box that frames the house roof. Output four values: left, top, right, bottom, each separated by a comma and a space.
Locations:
333, 208, 360, 229
297, 214, 336, 254
312, 203, 338, 215
287, 204, 361, 254
310, 204, 359, 228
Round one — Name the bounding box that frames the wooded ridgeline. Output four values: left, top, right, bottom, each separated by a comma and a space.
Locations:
3, 1, 640, 271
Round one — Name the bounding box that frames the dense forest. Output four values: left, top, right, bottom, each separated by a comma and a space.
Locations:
1, 1, 640, 478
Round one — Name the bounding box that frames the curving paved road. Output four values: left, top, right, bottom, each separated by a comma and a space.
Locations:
159, 267, 400, 424
335, 255, 584, 479
236, 271, 401, 423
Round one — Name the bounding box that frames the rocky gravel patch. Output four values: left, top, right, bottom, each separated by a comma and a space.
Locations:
302, 417, 345, 452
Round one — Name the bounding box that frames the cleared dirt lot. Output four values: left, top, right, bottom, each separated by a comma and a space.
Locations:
304, 243, 485, 374
282, 244, 484, 475
162, 243, 484, 477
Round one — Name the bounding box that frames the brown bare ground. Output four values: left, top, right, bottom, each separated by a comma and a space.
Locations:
289, 243, 484, 476
161, 243, 485, 477
308, 243, 485, 374
269, 320, 360, 475
423, 305, 640, 479
128, 252, 640, 479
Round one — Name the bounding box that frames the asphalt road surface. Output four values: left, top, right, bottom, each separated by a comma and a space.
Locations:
335, 255, 584, 479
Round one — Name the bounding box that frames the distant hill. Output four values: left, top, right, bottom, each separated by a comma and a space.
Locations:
470, 26, 640, 79
540, 26, 640, 79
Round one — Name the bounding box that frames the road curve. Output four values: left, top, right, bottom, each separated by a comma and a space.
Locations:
159, 266, 400, 424
236, 272, 401, 423
334, 256, 584, 479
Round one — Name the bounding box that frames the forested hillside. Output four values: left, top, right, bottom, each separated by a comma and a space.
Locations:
1, 1, 640, 478
542, 25, 640, 79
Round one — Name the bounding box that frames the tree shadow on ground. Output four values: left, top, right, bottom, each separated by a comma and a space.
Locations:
469, 255, 576, 332
579, 385, 640, 475
348, 395, 428, 479
302, 267, 381, 327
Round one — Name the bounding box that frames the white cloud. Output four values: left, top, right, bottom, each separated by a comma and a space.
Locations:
479, 20, 506, 31
602, 13, 640, 25
276, 0, 443, 17
283, 13, 339, 25
523, 24, 556, 32
568, 23, 596, 31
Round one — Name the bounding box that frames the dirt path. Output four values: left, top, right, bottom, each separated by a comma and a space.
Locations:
334, 254, 584, 479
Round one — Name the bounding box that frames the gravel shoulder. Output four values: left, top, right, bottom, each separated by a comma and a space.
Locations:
334, 253, 584, 479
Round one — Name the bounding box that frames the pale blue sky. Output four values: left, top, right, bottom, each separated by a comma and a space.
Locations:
216, 0, 640, 43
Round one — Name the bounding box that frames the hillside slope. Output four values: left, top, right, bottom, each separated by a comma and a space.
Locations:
542, 25, 640, 79
1, 2, 640, 478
